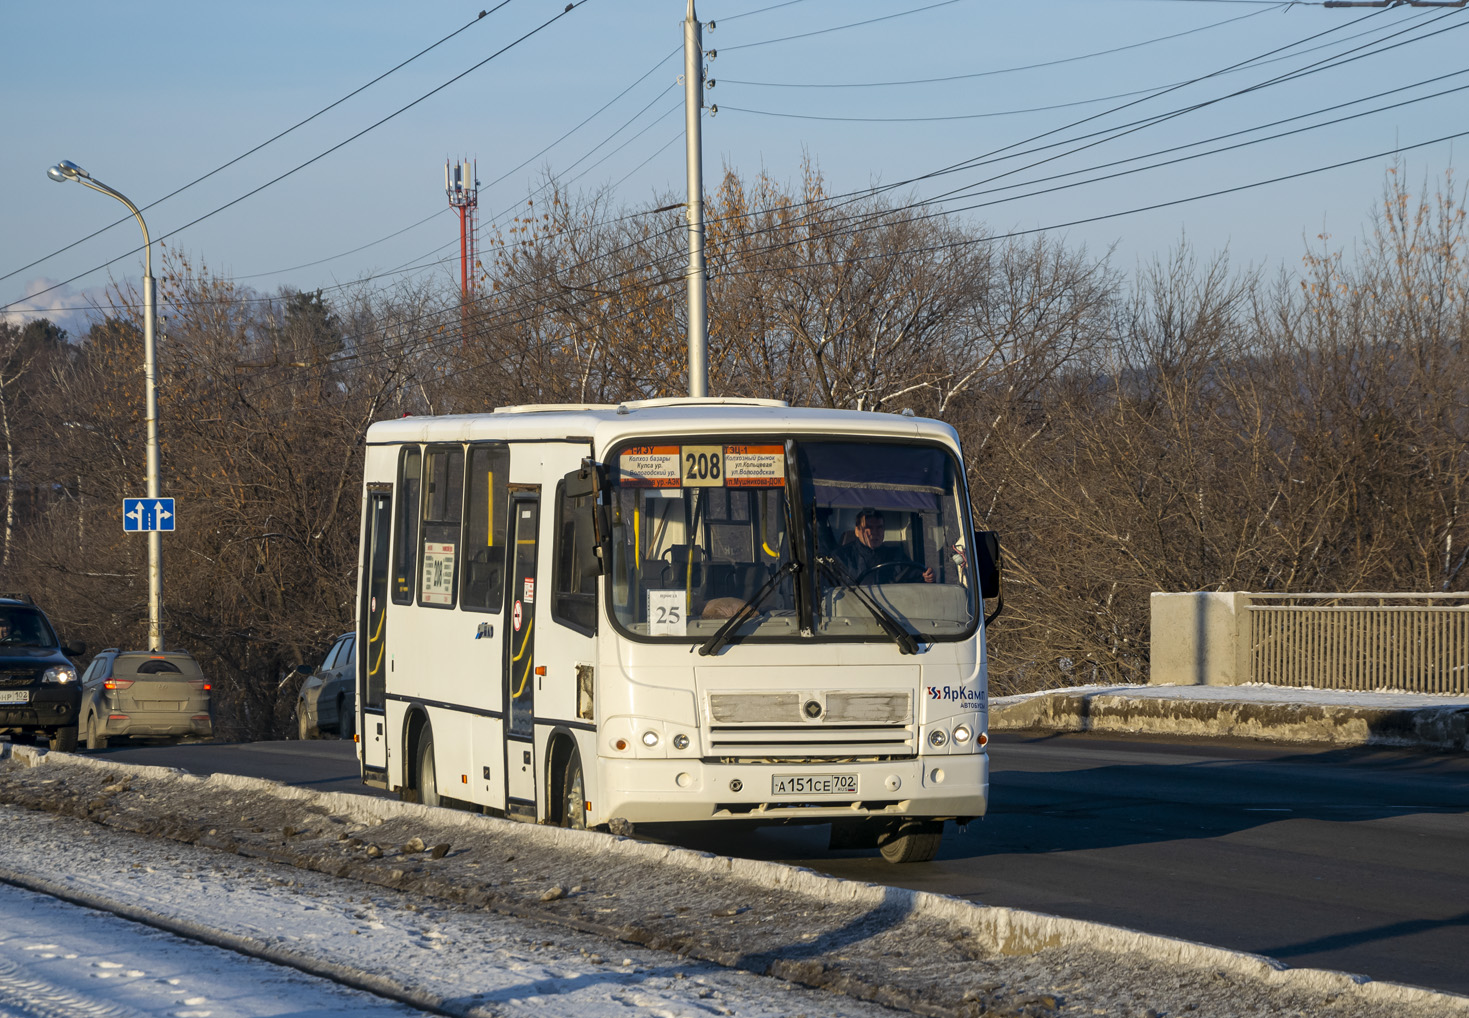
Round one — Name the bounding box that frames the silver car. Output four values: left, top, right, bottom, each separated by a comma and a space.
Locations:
78, 649, 212, 749
297, 632, 355, 740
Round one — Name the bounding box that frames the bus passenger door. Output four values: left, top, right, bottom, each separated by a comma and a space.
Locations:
360, 489, 391, 773
504, 492, 540, 815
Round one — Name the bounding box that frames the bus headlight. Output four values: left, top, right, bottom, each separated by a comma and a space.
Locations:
641, 730, 660, 748
672, 733, 690, 750
928, 728, 948, 748
953, 724, 973, 744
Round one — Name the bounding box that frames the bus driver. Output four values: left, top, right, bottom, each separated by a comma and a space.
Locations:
837, 508, 934, 584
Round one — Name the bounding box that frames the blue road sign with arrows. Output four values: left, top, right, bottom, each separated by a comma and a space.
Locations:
123, 498, 175, 532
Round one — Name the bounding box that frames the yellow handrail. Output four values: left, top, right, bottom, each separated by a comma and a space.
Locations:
510, 618, 534, 698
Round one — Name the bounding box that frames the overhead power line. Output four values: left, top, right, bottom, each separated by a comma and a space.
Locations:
1, 0, 594, 317
721, 0, 967, 52
720, 4, 1281, 88
234, 44, 681, 286
0, 1, 515, 290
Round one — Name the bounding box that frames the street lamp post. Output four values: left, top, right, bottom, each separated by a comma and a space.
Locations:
47, 160, 163, 651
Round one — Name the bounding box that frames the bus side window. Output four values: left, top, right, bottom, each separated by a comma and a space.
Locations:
552, 479, 599, 636
392, 447, 422, 604
419, 445, 464, 608
462, 444, 509, 612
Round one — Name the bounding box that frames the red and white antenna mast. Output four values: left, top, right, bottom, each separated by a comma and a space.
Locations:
444, 157, 479, 337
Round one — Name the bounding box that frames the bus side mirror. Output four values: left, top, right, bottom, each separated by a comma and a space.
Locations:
976, 530, 1003, 627
564, 465, 596, 500
976, 531, 1003, 601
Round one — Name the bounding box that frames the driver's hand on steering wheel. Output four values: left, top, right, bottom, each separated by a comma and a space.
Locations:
922, 565, 935, 583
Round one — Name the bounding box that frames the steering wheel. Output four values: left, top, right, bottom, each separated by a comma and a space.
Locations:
856, 560, 921, 584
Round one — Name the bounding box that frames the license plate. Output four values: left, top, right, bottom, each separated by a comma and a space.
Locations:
771, 773, 857, 796
0, 690, 29, 705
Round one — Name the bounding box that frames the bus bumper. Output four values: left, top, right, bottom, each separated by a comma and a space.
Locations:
594, 752, 988, 826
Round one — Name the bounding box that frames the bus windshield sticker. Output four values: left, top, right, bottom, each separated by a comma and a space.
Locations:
646, 589, 687, 636
421, 542, 456, 604
681, 446, 723, 487
523, 577, 535, 604
723, 444, 784, 487
618, 446, 681, 488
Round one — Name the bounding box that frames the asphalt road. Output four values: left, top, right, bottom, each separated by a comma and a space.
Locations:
82, 731, 1469, 996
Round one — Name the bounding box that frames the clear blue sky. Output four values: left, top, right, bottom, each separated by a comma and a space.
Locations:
3, 0, 1464, 335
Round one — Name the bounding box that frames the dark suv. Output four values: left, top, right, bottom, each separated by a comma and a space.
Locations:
0, 596, 85, 751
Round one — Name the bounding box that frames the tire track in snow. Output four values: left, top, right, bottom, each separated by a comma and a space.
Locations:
0, 868, 467, 1018
0, 956, 139, 1018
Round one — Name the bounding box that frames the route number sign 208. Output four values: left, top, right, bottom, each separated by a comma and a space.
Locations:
682, 445, 723, 486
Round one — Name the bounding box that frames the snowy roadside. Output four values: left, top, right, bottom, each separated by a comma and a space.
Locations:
0, 808, 893, 1018
991, 683, 1469, 750
2, 744, 1466, 1018
0, 878, 426, 1018
993, 682, 1469, 712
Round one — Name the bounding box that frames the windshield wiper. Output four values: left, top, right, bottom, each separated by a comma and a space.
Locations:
814, 555, 920, 655
698, 561, 800, 657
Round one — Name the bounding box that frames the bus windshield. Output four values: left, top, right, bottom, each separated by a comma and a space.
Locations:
605, 438, 976, 643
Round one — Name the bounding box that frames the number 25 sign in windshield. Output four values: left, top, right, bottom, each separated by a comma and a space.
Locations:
617, 445, 783, 489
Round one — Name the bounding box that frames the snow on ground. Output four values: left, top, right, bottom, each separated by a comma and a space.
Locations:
0, 804, 895, 1018
993, 682, 1469, 711
0, 880, 424, 1018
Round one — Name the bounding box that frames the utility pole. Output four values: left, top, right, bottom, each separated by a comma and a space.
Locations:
684, 0, 710, 398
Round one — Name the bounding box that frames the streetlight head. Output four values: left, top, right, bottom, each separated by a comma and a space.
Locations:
47, 160, 89, 183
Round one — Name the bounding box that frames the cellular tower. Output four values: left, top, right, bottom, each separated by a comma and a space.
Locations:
444, 158, 478, 330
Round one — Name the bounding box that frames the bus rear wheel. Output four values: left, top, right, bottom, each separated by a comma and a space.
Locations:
417, 730, 442, 808
561, 752, 587, 830
878, 819, 943, 864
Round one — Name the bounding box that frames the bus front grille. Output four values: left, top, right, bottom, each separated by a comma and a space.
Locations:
707, 690, 912, 725
706, 724, 915, 760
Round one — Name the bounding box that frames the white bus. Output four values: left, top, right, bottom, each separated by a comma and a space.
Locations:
354, 397, 1001, 863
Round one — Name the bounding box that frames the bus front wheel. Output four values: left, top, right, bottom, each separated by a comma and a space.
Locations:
561, 752, 587, 830
417, 730, 442, 808
878, 819, 943, 864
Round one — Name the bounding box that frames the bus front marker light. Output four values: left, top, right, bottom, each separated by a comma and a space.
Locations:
672, 733, 690, 750
641, 730, 659, 748
977, 732, 989, 747
613, 738, 629, 751
928, 728, 948, 747
729, 779, 743, 793
953, 724, 972, 744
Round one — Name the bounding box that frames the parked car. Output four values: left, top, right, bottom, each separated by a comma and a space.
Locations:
0, 595, 85, 751
297, 632, 355, 740
78, 649, 213, 749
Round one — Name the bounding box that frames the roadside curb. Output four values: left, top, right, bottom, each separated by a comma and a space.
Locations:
4, 742, 1467, 1015
991, 690, 1469, 751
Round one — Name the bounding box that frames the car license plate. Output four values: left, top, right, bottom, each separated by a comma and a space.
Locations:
0, 690, 29, 705
771, 774, 857, 796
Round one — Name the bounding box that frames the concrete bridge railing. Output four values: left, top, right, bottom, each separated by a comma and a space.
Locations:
1150, 592, 1469, 694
